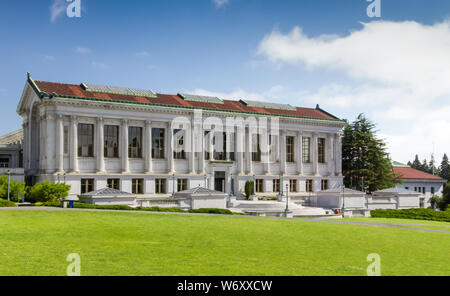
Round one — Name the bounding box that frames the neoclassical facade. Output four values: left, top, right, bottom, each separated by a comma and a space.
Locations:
17, 74, 345, 200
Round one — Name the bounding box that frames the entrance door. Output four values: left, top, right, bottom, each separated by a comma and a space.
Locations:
214, 172, 226, 192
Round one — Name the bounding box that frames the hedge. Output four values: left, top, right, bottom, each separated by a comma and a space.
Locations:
371, 208, 450, 223
37, 202, 237, 215
0, 198, 17, 207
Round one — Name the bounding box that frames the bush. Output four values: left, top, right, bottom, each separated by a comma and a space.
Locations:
0, 198, 17, 207
189, 208, 233, 215
245, 181, 254, 200
26, 181, 71, 203
0, 175, 26, 202
371, 208, 450, 222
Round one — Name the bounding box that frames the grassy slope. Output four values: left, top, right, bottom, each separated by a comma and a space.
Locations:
0, 210, 449, 276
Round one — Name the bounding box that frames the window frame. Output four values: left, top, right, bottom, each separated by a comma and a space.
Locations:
78, 123, 94, 157
286, 136, 295, 163
306, 179, 313, 192
107, 178, 121, 190
290, 179, 297, 192
128, 126, 143, 159
152, 128, 165, 159
255, 179, 264, 193
273, 179, 280, 193
302, 137, 311, 163
132, 178, 144, 195
81, 179, 94, 194
318, 138, 326, 163
177, 179, 188, 192
104, 125, 119, 158
155, 179, 167, 194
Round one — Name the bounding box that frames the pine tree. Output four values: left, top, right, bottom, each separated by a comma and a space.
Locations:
342, 114, 401, 193
439, 154, 450, 181
421, 159, 429, 173
411, 155, 421, 170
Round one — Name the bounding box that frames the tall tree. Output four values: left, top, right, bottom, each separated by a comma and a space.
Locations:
411, 155, 421, 170
439, 154, 450, 181
342, 114, 401, 193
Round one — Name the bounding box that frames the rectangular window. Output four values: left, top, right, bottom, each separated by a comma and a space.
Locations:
204, 131, 211, 161
252, 134, 261, 162
431, 187, 435, 194
318, 138, 326, 163
107, 179, 120, 190
302, 137, 311, 163
152, 128, 165, 159
132, 179, 144, 194
321, 180, 328, 191
104, 125, 119, 158
78, 123, 94, 157
0, 158, 9, 168
256, 179, 264, 193
173, 129, 186, 160
128, 127, 142, 158
81, 179, 94, 194
286, 136, 295, 163
273, 179, 280, 193
213, 132, 227, 161
229, 133, 235, 161
155, 179, 166, 194
63, 126, 69, 154
306, 180, 313, 192
423, 187, 426, 194
177, 179, 188, 192
290, 180, 297, 193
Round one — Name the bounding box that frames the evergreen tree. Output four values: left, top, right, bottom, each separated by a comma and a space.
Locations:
421, 159, 429, 173
411, 155, 421, 170
342, 114, 401, 193
439, 154, 450, 181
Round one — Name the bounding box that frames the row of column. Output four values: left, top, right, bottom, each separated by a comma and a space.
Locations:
53, 115, 342, 176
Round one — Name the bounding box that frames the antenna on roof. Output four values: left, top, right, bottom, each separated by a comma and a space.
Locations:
431, 141, 436, 175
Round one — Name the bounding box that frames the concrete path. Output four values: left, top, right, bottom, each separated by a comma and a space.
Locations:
1, 207, 449, 234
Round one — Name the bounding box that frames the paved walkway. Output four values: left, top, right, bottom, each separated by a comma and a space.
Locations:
1, 207, 449, 234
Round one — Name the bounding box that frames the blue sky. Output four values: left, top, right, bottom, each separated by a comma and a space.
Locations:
1, 0, 450, 164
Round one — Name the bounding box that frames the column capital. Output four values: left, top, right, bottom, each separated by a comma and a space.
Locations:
97, 116, 104, 123
122, 119, 128, 125
145, 120, 152, 126
70, 115, 78, 122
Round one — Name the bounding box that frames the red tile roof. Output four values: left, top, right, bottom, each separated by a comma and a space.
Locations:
393, 167, 444, 181
32, 80, 340, 121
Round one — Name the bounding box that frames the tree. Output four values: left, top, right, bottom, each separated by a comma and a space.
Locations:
439, 182, 450, 211
26, 181, 71, 203
342, 114, 401, 193
411, 155, 421, 170
439, 154, 450, 182
244, 181, 254, 200
0, 175, 26, 202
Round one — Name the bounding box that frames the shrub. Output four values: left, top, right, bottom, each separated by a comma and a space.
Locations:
244, 181, 254, 200
430, 195, 441, 209
371, 208, 450, 223
189, 208, 233, 215
0, 175, 26, 202
26, 181, 71, 203
0, 198, 17, 207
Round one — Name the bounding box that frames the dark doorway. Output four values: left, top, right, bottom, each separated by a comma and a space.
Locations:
214, 172, 225, 192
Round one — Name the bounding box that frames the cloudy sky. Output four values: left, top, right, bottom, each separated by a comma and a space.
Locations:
1, 0, 449, 164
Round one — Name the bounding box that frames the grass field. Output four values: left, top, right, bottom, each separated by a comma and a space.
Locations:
0, 210, 449, 276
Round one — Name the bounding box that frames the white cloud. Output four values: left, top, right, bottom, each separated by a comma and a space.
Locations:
75, 46, 92, 54
91, 61, 109, 69
257, 20, 450, 164
213, 0, 230, 8
50, 0, 66, 23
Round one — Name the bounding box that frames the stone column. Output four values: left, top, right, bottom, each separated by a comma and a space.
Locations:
247, 127, 253, 175
226, 131, 231, 161
56, 115, 64, 173
297, 131, 303, 175
121, 119, 129, 173
97, 117, 105, 173
236, 126, 244, 175
280, 129, 287, 174
199, 125, 205, 174
189, 122, 195, 174
225, 169, 231, 194
312, 133, 319, 176
144, 120, 153, 174
327, 133, 334, 176
335, 132, 342, 176
262, 129, 270, 175
167, 122, 174, 174
70, 116, 79, 173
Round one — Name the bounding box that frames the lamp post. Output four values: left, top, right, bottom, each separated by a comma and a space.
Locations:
172, 173, 175, 194
204, 174, 208, 188
285, 184, 289, 212
342, 185, 345, 218
63, 173, 66, 184
229, 173, 233, 197
7, 170, 11, 202
280, 174, 284, 197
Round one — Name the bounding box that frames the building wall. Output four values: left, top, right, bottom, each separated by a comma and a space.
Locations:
18, 87, 345, 198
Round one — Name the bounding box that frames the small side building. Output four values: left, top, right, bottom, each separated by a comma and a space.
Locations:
391, 161, 446, 208
0, 129, 24, 182
370, 187, 421, 210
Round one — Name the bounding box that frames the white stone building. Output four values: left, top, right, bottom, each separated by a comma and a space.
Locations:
16, 73, 345, 201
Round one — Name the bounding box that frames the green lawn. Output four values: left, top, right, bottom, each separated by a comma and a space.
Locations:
0, 210, 449, 276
